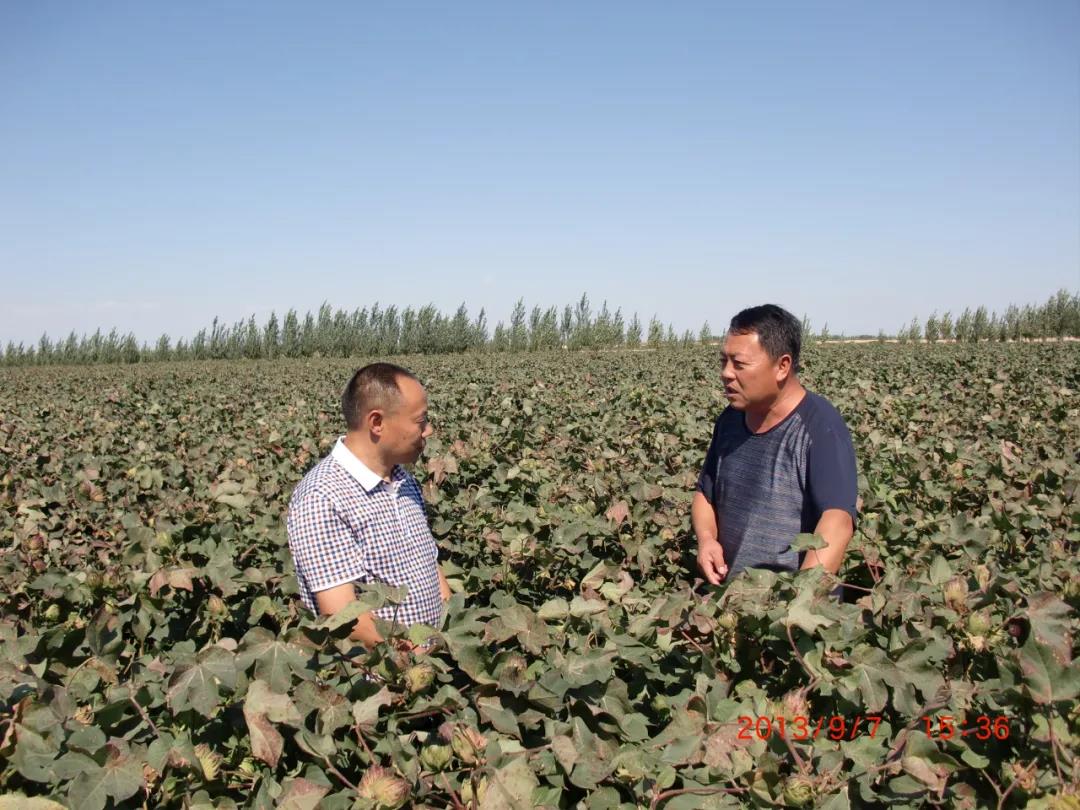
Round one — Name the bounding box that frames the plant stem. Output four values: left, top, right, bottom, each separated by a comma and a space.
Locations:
353, 724, 376, 760
441, 774, 467, 810
1047, 708, 1065, 786
785, 623, 817, 681
678, 628, 708, 656
321, 756, 359, 793
128, 689, 160, 736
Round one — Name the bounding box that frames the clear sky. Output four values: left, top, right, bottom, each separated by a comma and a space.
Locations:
1, 1, 1078, 345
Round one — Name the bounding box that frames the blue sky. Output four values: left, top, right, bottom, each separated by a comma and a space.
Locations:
1, 1, 1078, 344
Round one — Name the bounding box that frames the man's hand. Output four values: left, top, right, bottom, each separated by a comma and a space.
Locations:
437, 566, 452, 602
691, 490, 727, 585
697, 540, 729, 585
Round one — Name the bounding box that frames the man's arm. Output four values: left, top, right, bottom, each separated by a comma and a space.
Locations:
314, 583, 384, 648
316, 566, 450, 649
799, 509, 854, 574
692, 490, 728, 584
437, 565, 452, 602
801, 404, 858, 576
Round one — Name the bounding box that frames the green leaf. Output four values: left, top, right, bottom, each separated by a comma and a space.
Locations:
789, 533, 827, 551
891, 636, 949, 698
1018, 635, 1080, 704
66, 726, 106, 755
293, 728, 337, 759
484, 604, 550, 654
67, 742, 144, 810
840, 732, 891, 771
628, 481, 663, 502
559, 649, 616, 688
54, 752, 98, 781
480, 755, 540, 810
568, 596, 606, 618
242, 680, 302, 769
532, 786, 562, 808
237, 628, 309, 693
550, 735, 577, 773
960, 747, 990, 769
476, 696, 520, 738
214, 492, 251, 509
449, 642, 498, 685
167, 645, 237, 717
314, 600, 367, 634
248, 595, 278, 623
294, 681, 351, 735
652, 708, 706, 766
928, 556, 952, 586
537, 598, 569, 621
407, 623, 440, 646
566, 718, 619, 790
244, 713, 282, 769
900, 756, 946, 792
842, 646, 893, 713
1024, 592, 1074, 664
277, 777, 329, 810
246, 679, 302, 725
783, 586, 835, 633
351, 686, 392, 729
11, 726, 58, 783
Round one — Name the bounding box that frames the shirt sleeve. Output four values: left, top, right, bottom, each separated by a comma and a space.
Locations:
806, 410, 859, 527
696, 417, 723, 505
286, 491, 367, 595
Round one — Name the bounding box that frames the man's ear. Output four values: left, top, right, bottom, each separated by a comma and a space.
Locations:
776, 354, 793, 382
365, 408, 385, 436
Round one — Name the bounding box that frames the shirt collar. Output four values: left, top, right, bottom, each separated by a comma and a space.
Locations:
331, 437, 400, 493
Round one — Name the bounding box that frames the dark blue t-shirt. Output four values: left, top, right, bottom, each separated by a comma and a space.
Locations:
697, 390, 858, 575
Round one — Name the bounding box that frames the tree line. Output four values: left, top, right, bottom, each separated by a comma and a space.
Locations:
890, 289, 1080, 344
798, 289, 1079, 343
1, 296, 712, 367
4, 289, 1077, 367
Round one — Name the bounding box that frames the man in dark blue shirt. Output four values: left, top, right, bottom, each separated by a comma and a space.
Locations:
693, 305, 858, 584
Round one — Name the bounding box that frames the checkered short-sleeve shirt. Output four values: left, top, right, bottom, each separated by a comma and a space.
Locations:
286, 438, 444, 629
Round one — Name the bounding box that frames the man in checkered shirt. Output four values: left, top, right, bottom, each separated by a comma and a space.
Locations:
287, 363, 451, 648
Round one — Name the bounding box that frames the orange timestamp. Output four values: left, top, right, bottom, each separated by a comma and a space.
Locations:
737, 715, 884, 741
921, 715, 1011, 740
736, 714, 1012, 743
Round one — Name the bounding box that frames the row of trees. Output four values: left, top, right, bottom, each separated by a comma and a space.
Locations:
893, 289, 1080, 344
5, 289, 1077, 367
2, 296, 714, 366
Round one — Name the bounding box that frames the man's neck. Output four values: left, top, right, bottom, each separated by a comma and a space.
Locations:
342, 433, 394, 481
744, 381, 806, 434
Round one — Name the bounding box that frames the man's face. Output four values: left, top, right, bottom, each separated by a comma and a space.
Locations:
720, 331, 785, 412
381, 376, 433, 466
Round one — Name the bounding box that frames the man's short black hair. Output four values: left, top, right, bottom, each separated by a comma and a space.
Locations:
729, 304, 802, 373
342, 362, 421, 430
